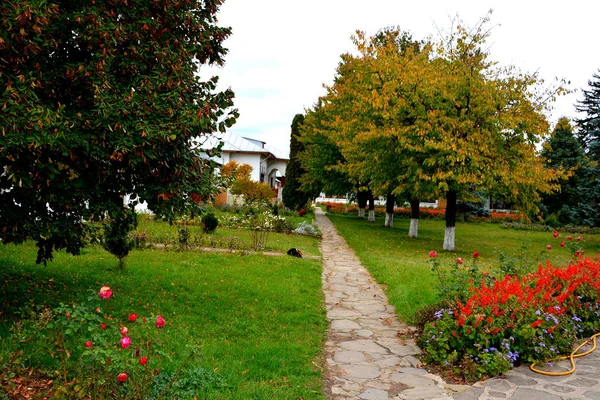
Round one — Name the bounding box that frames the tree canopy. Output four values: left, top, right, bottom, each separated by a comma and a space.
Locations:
0, 0, 237, 263
299, 17, 564, 250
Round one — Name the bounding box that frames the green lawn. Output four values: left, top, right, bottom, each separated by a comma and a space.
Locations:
327, 214, 600, 324
0, 241, 326, 399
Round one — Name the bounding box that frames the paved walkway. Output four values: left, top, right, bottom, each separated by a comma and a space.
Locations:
315, 208, 600, 400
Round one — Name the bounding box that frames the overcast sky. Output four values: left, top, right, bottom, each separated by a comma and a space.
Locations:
202, 1, 600, 158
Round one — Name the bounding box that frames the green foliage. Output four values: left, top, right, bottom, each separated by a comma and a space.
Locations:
102, 207, 137, 268
575, 70, 600, 161
201, 212, 219, 234
0, 0, 237, 264
283, 114, 318, 210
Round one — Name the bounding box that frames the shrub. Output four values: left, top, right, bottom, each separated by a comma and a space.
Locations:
201, 212, 219, 233
293, 221, 320, 236
1, 286, 196, 398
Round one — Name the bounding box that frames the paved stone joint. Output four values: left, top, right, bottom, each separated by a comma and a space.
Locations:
316, 207, 600, 400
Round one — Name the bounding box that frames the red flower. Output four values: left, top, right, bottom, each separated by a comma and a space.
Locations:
85, 341, 92, 348
577, 236, 582, 241
128, 314, 138, 322
553, 230, 559, 238
456, 258, 463, 265
99, 286, 112, 299
139, 357, 148, 366
100, 323, 107, 329
117, 373, 128, 383
120, 326, 128, 336
546, 245, 552, 250
560, 242, 565, 247
568, 236, 573, 241
472, 251, 479, 259
531, 320, 543, 328
156, 315, 166, 329
120, 337, 132, 349
490, 327, 500, 335
429, 250, 437, 258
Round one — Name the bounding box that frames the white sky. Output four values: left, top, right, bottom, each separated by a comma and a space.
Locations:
203, 1, 600, 158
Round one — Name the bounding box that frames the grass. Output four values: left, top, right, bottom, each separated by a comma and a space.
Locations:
0, 241, 327, 399
326, 213, 600, 324
134, 214, 321, 257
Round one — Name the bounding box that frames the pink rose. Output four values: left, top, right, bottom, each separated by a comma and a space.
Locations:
553, 230, 559, 238
117, 372, 128, 382
428, 250, 437, 258
99, 286, 112, 299
546, 245, 552, 250
456, 258, 463, 265
120, 337, 132, 349
120, 326, 128, 336
139, 356, 148, 366
560, 242, 565, 247
156, 315, 166, 329
128, 314, 138, 323
85, 341, 92, 348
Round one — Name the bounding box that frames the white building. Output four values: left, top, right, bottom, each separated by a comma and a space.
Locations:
203, 132, 289, 203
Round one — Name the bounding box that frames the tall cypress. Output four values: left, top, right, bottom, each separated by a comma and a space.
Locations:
282, 114, 312, 210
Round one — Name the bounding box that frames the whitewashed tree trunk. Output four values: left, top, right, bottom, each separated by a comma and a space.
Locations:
443, 226, 455, 251
368, 209, 375, 222
385, 213, 394, 227
408, 218, 419, 237
358, 208, 365, 218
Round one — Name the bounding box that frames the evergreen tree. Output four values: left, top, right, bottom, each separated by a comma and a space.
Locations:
540, 118, 586, 220
283, 114, 314, 210
575, 70, 600, 161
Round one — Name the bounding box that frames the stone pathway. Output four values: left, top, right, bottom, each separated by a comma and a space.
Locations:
316, 208, 466, 399
316, 207, 600, 399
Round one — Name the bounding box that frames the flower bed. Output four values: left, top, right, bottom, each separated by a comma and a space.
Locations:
419, 235, 598, 381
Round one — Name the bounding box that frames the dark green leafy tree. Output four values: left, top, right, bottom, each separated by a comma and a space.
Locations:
282, 114, 316, 210
0, 0, 237, 264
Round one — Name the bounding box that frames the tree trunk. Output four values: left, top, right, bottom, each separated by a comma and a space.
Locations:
368, 191, 375, 222
409, 199, 420, 237
444, 190, 457, 251
357, 188, 368, 219
384, 194, 395, 227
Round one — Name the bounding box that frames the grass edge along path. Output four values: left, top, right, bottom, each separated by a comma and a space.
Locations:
0, 243, 328, 399
326, 213, 600, 325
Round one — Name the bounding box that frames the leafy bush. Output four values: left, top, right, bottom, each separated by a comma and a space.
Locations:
293, 221, 320, 236
201, 212, 219, 233
1, 286, 195, 398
